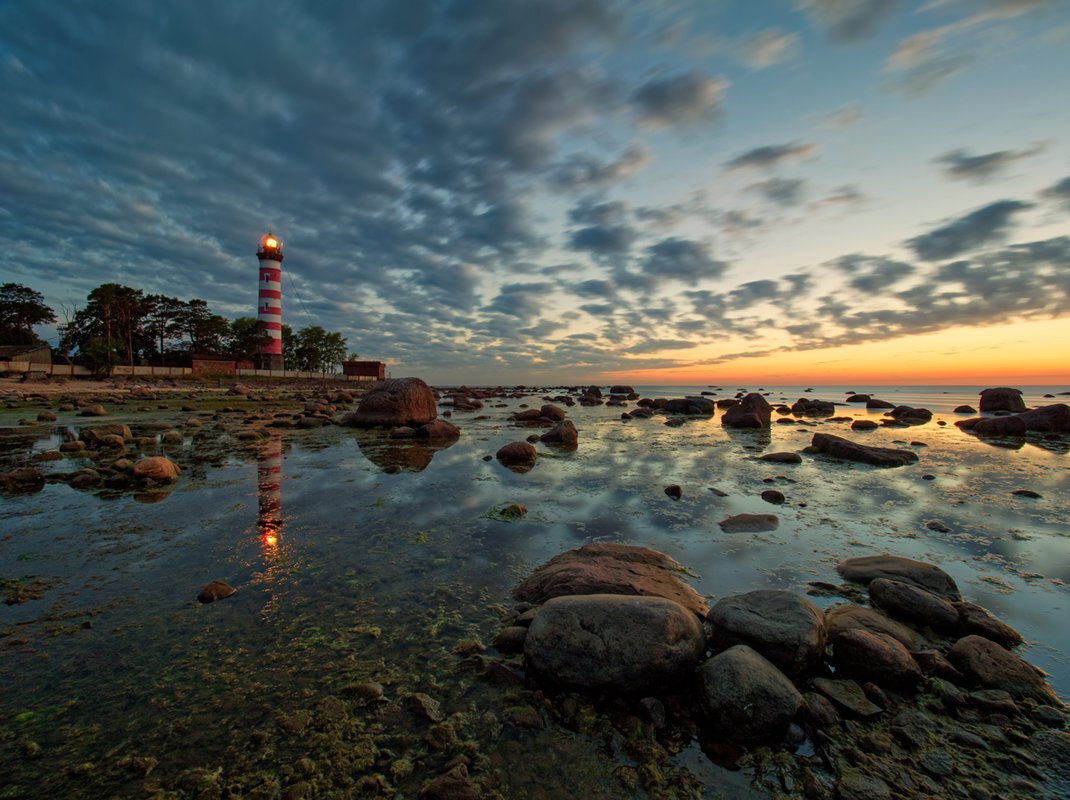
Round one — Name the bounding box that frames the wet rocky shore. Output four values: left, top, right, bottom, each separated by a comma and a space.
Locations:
0, 377, 1067, 799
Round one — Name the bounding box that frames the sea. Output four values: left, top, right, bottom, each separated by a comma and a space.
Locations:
1, 383, 1067, 798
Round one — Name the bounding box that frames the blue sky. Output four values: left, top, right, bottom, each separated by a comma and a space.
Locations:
1, 0, 1068, 383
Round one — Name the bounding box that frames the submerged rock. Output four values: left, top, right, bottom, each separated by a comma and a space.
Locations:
719, 513, 778, 533
523, 594, 705, 693
759, 451, 801, 464
707, 590, 826, 674
415, 419, 461, 442
343, 377, 437, 428
809, 433, 919, 467
836, 554, 960, 601
699, 645, 802, 740
539, 419, 578, 447
513, 543, 706, 618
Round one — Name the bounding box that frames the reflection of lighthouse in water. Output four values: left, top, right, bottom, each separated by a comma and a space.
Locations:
258, 430, 283, 549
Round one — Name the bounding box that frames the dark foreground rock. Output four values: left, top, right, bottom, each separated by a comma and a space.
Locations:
539, 419, 578, 447
707, 590, 826, 674
495, 441, 537, 470
956, 404, 1070, 436
868, 578, 959, 632
699, 645, 802, 739
721, 393, 773, 428
979, 386, 1026, 413
836, 554, 960, 601
824, 604, 929, 650
809, 433, 919, 467
524, 594, 705, 693
831, 629, 923, 690
198, 580, 236, 603
513, 543, 706, 618
947, 635, 1061, 704
343, 377, 437, 428
664, 396, 715, 415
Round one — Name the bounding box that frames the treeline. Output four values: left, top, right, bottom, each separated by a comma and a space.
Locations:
0, 282, 351, 374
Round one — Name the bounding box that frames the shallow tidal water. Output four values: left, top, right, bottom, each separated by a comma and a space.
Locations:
1, 384, 1068, 798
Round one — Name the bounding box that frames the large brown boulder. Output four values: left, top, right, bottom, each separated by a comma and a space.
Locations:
699, 645, 802, 739
955, 602, 1023, 648
496, 441, 537, 470
342, 378, 437, 428
809, 433, 918, 467
513, 543, 706, 618
947, 635, 1060, 704
836, 554, 960, 601
868, 578, 959, 632
721, 393, 772, 428
523, 594, 705, 693
707, 590, 826, 674
133, 457, 181, 482
415, 419, 460, 442
0, 467, 46, 495
664, 396, 716, 415
831, 629, 923, 689
824, 604, 928, 651
539, 420, 578, 447
979, 387, 1026, 413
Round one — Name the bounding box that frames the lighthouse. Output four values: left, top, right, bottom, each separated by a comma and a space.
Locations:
256, 232, 284, 370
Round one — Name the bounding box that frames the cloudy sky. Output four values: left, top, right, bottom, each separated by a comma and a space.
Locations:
2, 0, 1069, 385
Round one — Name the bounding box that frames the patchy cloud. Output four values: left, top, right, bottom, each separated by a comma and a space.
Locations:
1040, 176, 1070, 209
907, 200, 1033, 261
742, 29, 800, 69
631, 69, 729, 129
549, 142, 651, 191
725, 142, 818, 171
811, 184, 867, 210
642, 238, 728, 282
936, 144, 1045, 181
796, 0, 901, 42
747, 177, 807, 207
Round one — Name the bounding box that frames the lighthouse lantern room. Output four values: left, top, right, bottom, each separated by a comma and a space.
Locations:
256, 232, 285, 371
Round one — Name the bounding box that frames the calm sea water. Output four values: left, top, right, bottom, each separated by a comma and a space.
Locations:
1, 384, 1067, 798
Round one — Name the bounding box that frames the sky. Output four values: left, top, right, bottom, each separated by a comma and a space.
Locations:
1, 0, 1069, 386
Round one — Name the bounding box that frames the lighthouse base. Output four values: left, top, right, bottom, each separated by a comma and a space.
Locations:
257, 353, 284, 371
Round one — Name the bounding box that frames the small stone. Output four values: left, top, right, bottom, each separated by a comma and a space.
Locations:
1012, 489, 1042, 499
344, 682, 384, 701
664, 484, 682, 500
920, 748, 954, 777
197, 580, 236, 603
492, 626, 528, 654
761, 489, 785, 505
760, 451, 802, 464
405, 692, 443, 722
813, 678, 882, 717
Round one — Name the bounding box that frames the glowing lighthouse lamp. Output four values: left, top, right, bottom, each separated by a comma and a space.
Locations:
256, 232, 285, 371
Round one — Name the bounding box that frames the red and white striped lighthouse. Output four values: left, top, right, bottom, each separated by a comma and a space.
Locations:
256, 232, 284, 370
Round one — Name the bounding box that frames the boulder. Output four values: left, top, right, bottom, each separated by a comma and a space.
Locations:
957, 404, 1070, 436
707, 590, 826, 674
699, 645, 802, 740
868, 578, 959, 632
865, 399, 896, 410
539, 420, 578, 447
609, 385, 634, 395
540, 404, 566, 422
759, 451, 801, 464
132, 457, 181, 482
80, 424, 133, 445
792, 398, 836, 416
721, 393, 773, 428
888, 406, 932, 424
523, 594, 705, 693
851, 420, 878, 431
825, 605, 928, 652
947, 635, 1060, 704
198, 580, 236, 603
513, 543, 706, 618
0, 467, 46, 495
496, 441, 537, 470
415, 419, 460, 442
342, 378, 437, 428
664, 396, 715, 415
809, 433, 918, 467
718, 513, 778, 533
979, 387, 1026, 413
79, 405, 107, 417
813, 677, 882, 717
831, 629, 923, 690
845, 394, 871, 403
955, 602, 1023, 648
953, 405, 977, 414
836, 555, 960, 601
